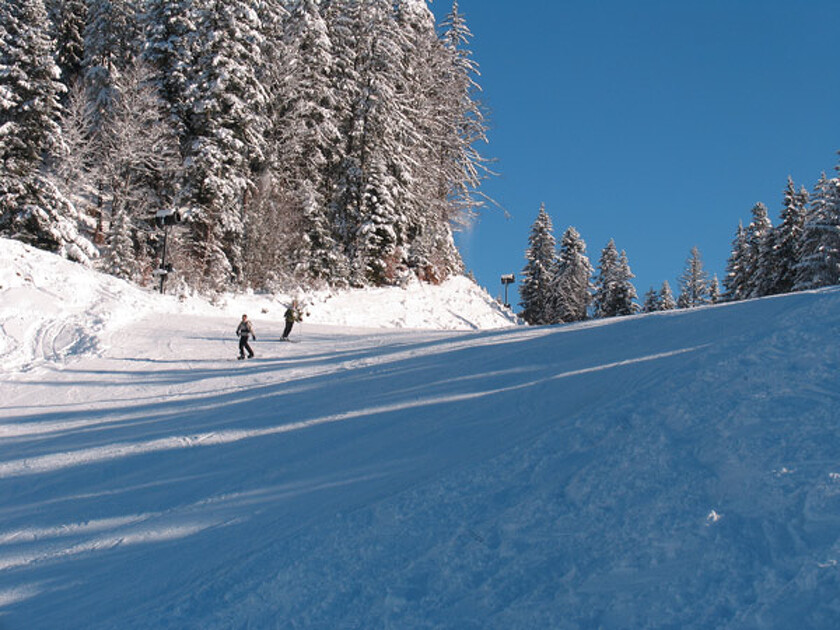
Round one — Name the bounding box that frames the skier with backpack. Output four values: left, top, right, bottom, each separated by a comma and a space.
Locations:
282, 300, 303, 341
236, 314, 256, 359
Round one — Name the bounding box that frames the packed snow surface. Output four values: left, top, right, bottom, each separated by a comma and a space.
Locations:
2, 238, 840, 629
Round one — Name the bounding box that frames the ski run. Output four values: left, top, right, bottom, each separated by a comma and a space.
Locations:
2, 238, 840, 629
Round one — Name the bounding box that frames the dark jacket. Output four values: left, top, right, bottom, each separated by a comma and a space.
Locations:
236, 320, 254, 338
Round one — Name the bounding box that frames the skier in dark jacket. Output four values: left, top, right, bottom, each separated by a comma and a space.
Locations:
282, 300, 302, 340
236, 314, 255, 359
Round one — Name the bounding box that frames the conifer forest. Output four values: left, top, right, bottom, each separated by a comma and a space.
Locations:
3, 0, 840, 323
0, 0, 488, 291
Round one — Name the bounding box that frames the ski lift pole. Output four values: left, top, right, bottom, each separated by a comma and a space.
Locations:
501, 274, 515, 309
159, 224, 168, 294
155, 209, 182, 294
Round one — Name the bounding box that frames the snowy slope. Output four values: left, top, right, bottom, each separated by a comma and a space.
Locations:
2, 239, 840, 629
0, 238, 516, 372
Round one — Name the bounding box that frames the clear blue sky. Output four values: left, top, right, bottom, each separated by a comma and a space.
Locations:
429, 0, 840, 305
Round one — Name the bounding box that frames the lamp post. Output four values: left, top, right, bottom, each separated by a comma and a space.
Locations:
500, 273, 515, 309
154, 209, 181, 294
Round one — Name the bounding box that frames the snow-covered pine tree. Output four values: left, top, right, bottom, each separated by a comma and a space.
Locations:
141, 0, 198, 138
593, 239, 619, 318
340, 0, 415, 285
708, 273, 721, 304
403, 0, 487, 282
743, 202, 773, 298
593, 239, 636, 317
642, 287, 660, 313
519, 203, 558, 325
83, 0, 139, 130
275, 0, 345, 284
613, 250, 638, 316
436, 0, 490, 228
793, 172, 840, 290
399, 0, 459, 283
0, 0, 65, 178
182, 0, 270, 288
762, 177, 808, 295
46, 0, 87, 90
659, 280, 677, 310
724, 221, 749, 301
677, 246, 709, 308
553, 226, 593, 323
0, 0, 93, 261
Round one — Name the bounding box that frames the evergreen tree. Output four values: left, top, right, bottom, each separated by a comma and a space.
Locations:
677, 246, 709, 308
794, 172, 840, 290
659, 280, 677, 310
764, 177, 808, 295
182, 0, 270, 287
0, 0, 92, 261
519, 203, 558, 325
744, 202, 773, 298
613, 250, 638, 316
141, 0, 198, 138
83, 0, 139, 130
437, 0, 489, 224
593, 239, 637, 318
642, 286, 660, 313
0, 0, 65, 177
724, 221, 749, 301
708, 273, 721, 304
277, 0, 344, 283
46, 0, 88, 89
553, 226, 592, 323
593, 239, 619, 318
343, 0, 416, 285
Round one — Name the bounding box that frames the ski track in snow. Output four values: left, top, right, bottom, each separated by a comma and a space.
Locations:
3, 239, 840, 628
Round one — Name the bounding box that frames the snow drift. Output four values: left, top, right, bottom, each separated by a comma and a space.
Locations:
2, 238, 840, 629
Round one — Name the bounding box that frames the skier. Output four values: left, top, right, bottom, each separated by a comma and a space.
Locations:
236, 314, 255, 359
282, 300, 303, 341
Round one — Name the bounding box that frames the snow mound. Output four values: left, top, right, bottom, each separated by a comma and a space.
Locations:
304, 275, 518, 330
0, 239, 158, 372
0, 238, 517, 371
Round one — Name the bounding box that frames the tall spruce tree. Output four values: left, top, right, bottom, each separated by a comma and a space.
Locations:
724, 221, 749, 301
593, 239, 620, 318
659, 280, 677, 310
277, 0, 344, 283
141, 0, 198, 138
794, 172, 840, 290
593, 240, 637, 318
46, 0, 88, 89
763, 177, 808, 295
84, 0, 139, 130
0, 0, 92, 261
744, 202, 773, 298
520, 203, 558, 325
182, 0, 270, 287
677, 246, 709, 308
708, 273, 721, 304
553, 226, 592, 323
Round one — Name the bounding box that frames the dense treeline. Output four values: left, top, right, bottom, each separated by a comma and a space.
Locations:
520, 161, 840, 326
0, 0, 489, 291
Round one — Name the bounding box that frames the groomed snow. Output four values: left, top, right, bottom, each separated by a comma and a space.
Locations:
2, 238, 840, 629
0, 238, 516, 373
